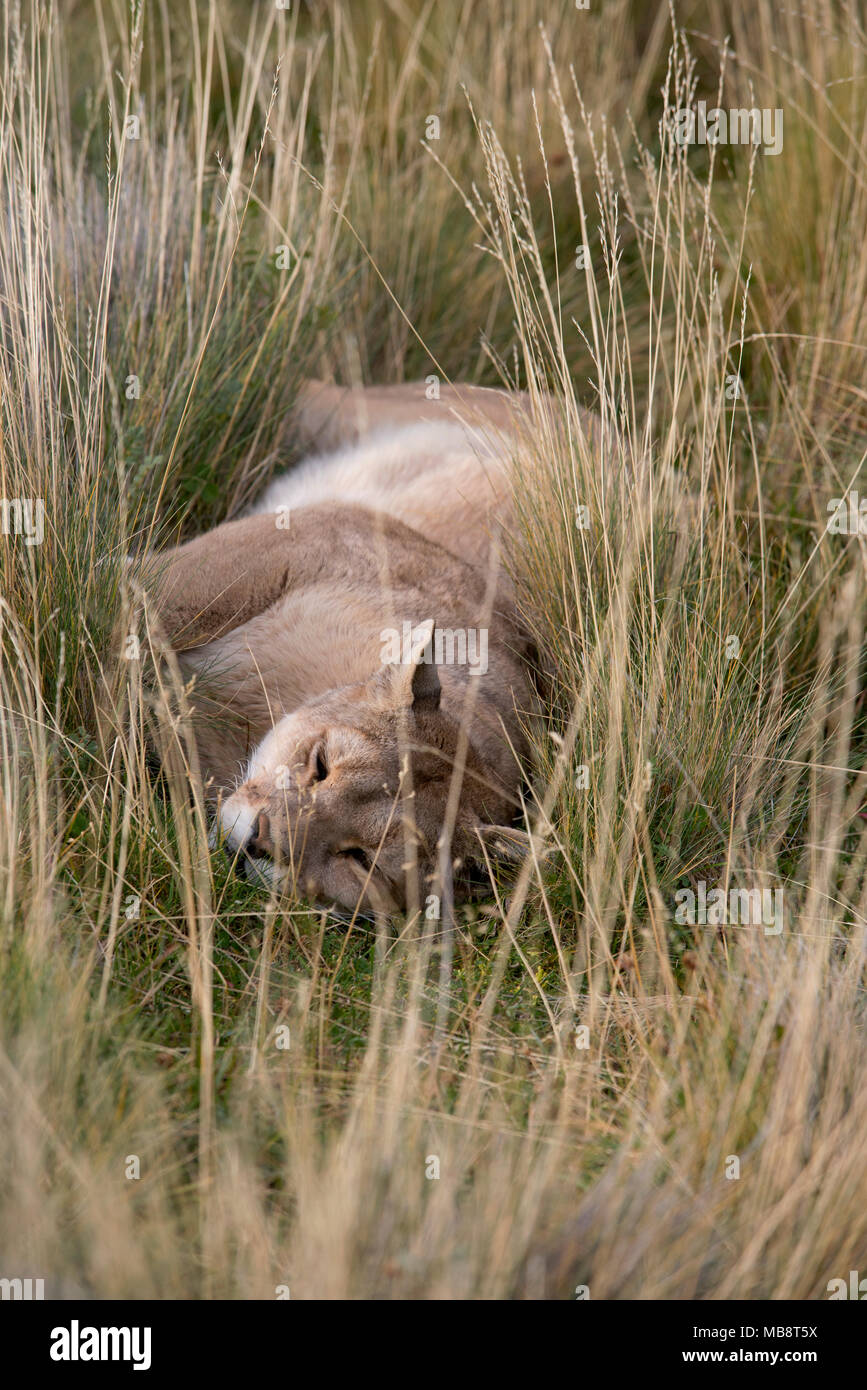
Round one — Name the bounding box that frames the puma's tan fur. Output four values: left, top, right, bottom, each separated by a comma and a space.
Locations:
266, 378, 538, 570
149, 380, 542, 913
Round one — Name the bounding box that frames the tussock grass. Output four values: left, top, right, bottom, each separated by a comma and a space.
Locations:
1, 0, 866, 1299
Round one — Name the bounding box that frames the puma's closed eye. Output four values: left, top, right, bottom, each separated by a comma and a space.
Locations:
339, 846, 371, 870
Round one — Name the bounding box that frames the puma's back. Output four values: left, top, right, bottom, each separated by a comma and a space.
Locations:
250, 419, 510, 572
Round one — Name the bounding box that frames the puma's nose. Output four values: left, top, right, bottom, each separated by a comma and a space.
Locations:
247, 812, 273, 859
219, 802, 273, 871
230, 812, 272, 865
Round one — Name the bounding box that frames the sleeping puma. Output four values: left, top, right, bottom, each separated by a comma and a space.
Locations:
149, 380, 549, 914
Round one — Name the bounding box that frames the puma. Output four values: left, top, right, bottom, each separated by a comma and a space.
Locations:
148, 380, 563, 914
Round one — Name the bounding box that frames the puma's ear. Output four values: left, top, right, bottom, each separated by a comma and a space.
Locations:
381, 618, 442, 712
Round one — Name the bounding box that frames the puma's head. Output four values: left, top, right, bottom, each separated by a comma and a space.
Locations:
214, 620, 527, 914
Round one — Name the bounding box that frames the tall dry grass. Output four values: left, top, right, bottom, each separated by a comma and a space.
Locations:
0, 0, 866, 1299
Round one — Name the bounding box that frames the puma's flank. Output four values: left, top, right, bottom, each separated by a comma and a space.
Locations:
149, 380, 547, 913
